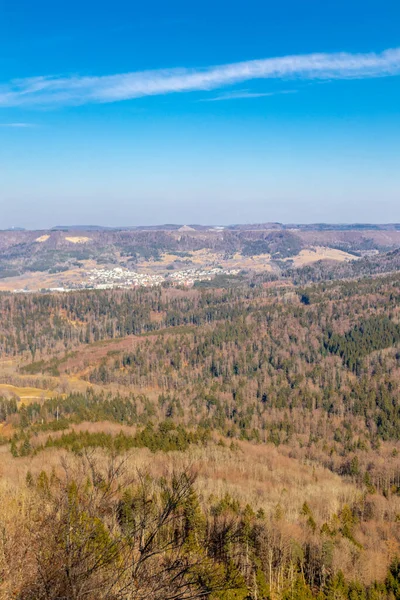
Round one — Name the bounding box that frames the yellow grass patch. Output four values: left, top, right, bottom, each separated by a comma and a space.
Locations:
35, 235, 50, 243
0, 384, 53, 404
287, 246, 357, 267
65, 236, 91, 243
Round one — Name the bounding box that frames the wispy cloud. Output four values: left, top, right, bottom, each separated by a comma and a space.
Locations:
1, 47, 399, 108
202, 89, 297, 101
0, 122, 36, 127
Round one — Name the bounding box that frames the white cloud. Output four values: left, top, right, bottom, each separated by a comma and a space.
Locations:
1, 47, 399, 108
0, 122, 35, 127
202, 89, 297, 101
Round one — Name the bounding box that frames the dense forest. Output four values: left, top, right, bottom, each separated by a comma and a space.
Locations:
0, 273, 399, 598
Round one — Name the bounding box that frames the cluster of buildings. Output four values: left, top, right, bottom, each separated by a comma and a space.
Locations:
12, 266, 242, 294
82, 266, 240, 290
87, 267, 164, 289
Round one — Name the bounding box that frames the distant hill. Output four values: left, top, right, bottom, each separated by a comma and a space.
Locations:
44, 222, 400, 233
0, 223, 400, 285
52, 225, 117, 231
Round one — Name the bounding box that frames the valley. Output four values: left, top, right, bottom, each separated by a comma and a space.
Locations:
0, 224, 397, 292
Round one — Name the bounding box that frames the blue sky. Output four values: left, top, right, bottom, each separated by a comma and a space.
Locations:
1, 0, 400, 229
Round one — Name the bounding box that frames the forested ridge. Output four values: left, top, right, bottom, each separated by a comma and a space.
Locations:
287, 249, 400, 284
0, 274, 400, 599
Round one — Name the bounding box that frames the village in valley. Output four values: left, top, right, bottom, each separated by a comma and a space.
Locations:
13, 265, 242, 293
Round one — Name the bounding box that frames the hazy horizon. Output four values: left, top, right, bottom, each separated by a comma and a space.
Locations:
3, 221, 400, 232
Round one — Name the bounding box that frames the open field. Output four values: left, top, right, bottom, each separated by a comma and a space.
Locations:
0, 383, 54, 402
65, 236, 92, 243
286, 246, 358, 267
